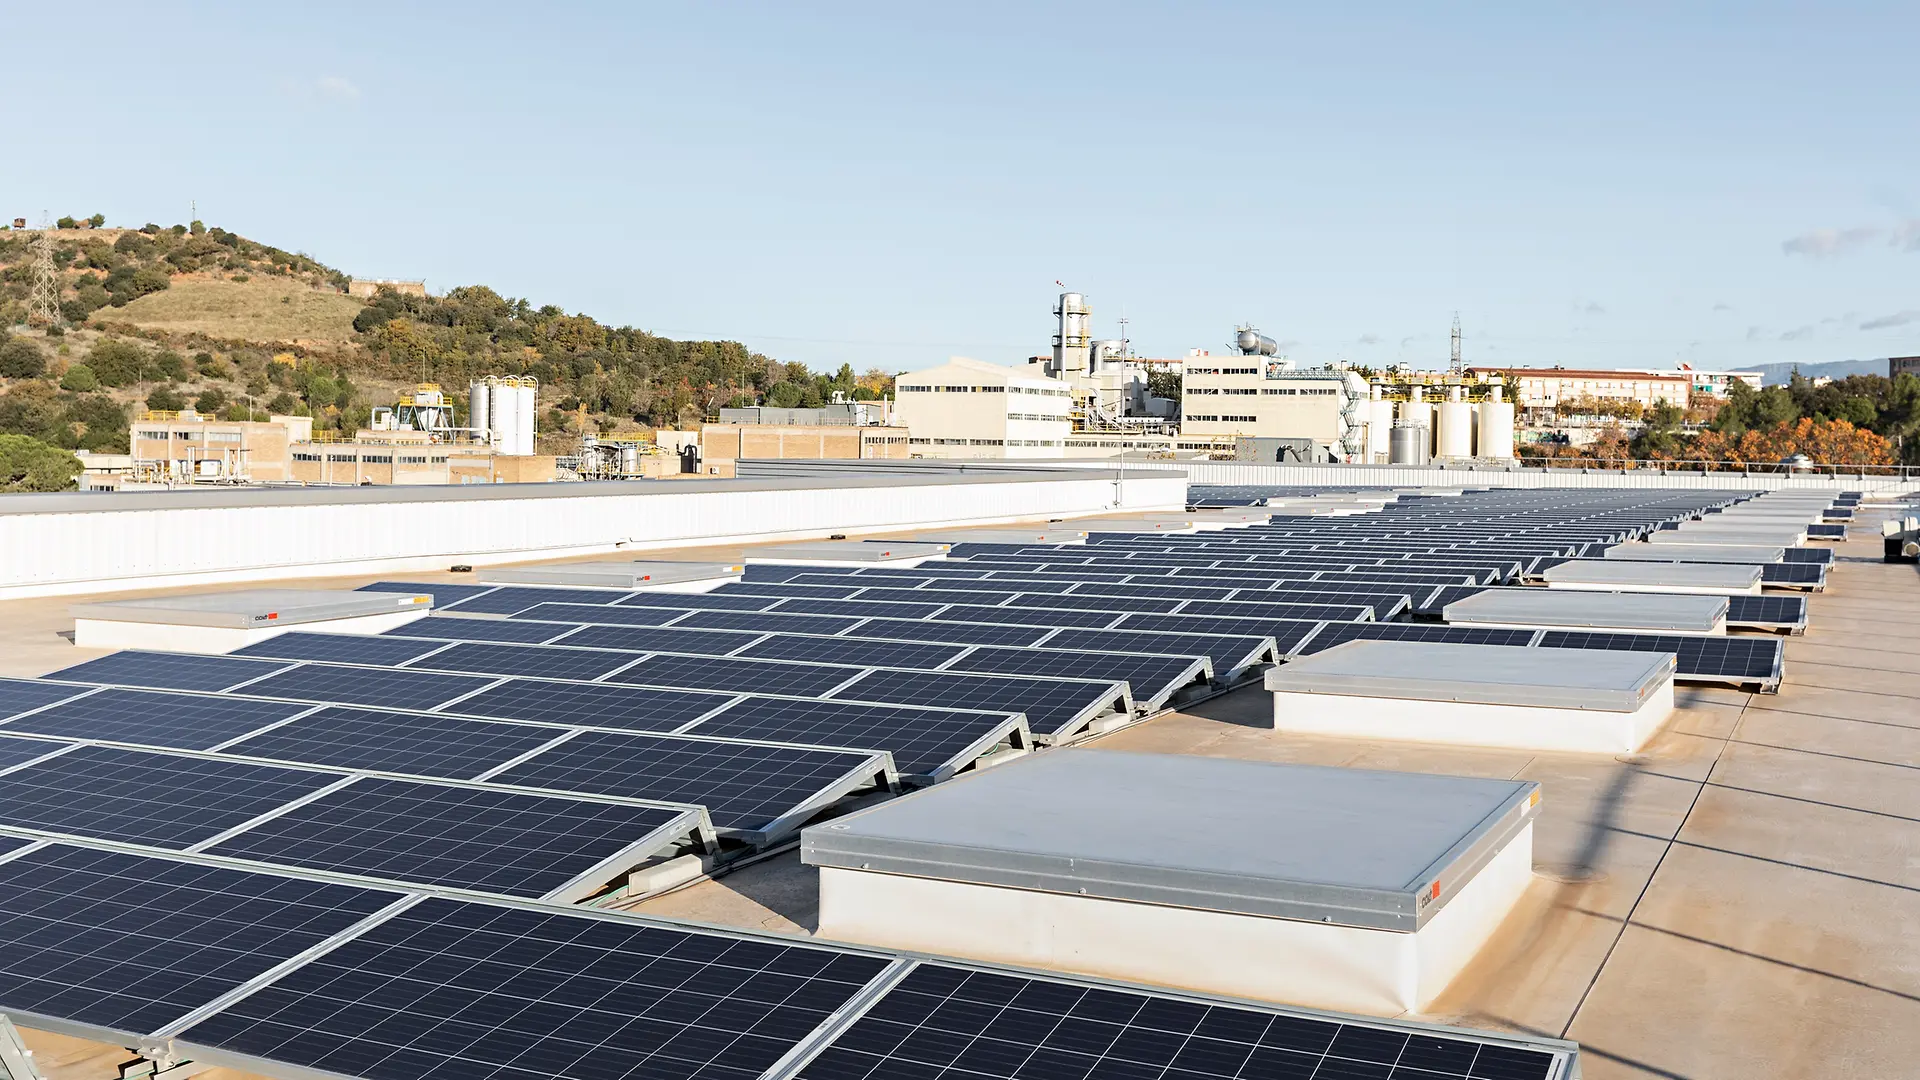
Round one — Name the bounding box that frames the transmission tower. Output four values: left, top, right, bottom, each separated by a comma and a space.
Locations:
25, 217, 64, 329
1449, 312, 1463, 375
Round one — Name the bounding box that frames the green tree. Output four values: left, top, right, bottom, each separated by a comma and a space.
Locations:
146, 386, 187, 412
55, 216, 77, 230
0, 434, 82, 491
86, 339, 147, 386
154, 350, 188, 381
60, 395, 129, 451
60, 364, 99, 392
195, 387, 229, 414
87, 213, 105, 228
0, 338, 46, 379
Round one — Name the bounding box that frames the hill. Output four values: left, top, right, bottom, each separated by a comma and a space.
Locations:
1747, 358, 1891, 386
0, 215, 884, 462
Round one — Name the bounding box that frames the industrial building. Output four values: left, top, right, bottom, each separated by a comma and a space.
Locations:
1891, 355, 1920, 380
891, 355, 1074, 458
128, 410, 314, 484
0, 460, 1912, 1080
1470, 365, 1690, 414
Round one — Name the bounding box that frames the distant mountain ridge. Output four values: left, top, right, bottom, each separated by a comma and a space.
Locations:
1745, 358, 1891, 386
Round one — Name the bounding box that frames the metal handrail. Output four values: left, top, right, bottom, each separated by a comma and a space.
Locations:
1511, 454, 1917, 478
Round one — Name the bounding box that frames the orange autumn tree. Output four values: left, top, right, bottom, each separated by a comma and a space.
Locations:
1674, 419, 1893, 469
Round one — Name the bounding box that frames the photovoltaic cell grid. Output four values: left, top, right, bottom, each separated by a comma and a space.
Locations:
414, 641, 641, 683
486, 730, 883, 833
692, 698, 1020, 778
0, 845, 399, 1037
44, 651, 292, 694
947, 648, 1207, 704
612, 653, 864, 698
1762, 563, 1827, 586
237, 664, 496, 713
1113, 614, 1329, 655
0, 678, 92, 722
1536, 632, 1783, 683
932, 605, 1122, 629
0, 745, 337, 849
0, 735, 66, 773
1054, 630, 1269, 679
0, 690, 310, 751
617, 591, 781, 612
835, 670, 1123, 738
1725, 595, 1809, 628
763, 598, 951, 622
799, 962, 1558, 1080
235, 632, 451, 668
514, 601, 692, 628
738, 635, 968, 670
843, 618, 1057, 648
1295, 623, 1540, 657
220, 707, 566, 779
204, 777, 694, 899
672, 608, 874, 635
447, 679, 734, 733
547, 623, 762, 655
356, 580, 498, 605
179, 897, 894, 1080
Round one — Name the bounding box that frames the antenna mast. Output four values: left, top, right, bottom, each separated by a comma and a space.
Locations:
1449, 312, 1463, 375
26, 215, 64, 330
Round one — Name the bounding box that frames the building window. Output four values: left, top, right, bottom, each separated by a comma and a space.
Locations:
292, 453, 322, 462
400, 455, 428, 464
205, 431, 242, 444
137, 430, 168, 441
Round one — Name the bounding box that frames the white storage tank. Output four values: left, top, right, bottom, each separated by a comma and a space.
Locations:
467, 379, 491, 440
1398, 387, 1432, 457
1436, 386, 1474, 460
1477, 385, 1516, 460
1366, 387, 1390, 462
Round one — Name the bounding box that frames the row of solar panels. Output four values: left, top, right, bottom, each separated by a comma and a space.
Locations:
0, 840, 1574, 1080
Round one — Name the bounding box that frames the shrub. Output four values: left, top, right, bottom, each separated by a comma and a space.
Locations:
60, 364, 98, 392
154, 350, 187, 380
0, 434, 82, 491
196, 353, 229, 379
0, 338, 45, 379
55, 216, 76, 230
194, 387, 229, 413
87, 213, 105, 228
62, 395, 128, 451
86, 339, 146, 386
146, 386, 186, 411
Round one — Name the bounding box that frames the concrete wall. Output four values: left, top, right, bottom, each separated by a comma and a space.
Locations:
0, 468, 1186, 598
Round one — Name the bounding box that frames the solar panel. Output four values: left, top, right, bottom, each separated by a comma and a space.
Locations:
1781, 548, 1834, 564
486, 731, 885, 834
0, 844, 400, 1037
833, 669, 1125, 740
766, 597, 951, 621
1113, 614, 1331, 654
1067, 581, 1240, 601
237, 664, 496, 712
0, 734, 68, 773
444, 585, 632, 615
737, 635, 968, 670
0, 677, 92, 721
796, 961, 1562, 1080
513, 601, 692, 627
357, 580, 498, 605
45, 651, 292, 694
1063, 629, 1272, 679
547, 623, 761, 655
1725, 594, 1809, 629
616, 591, 779, 612
383, 615, 583, 644
220, 706, 567, 779
233, 632, 451, 667
1004, 592, 1186, 614
1536, 631, 1783, 683
675, 607, 873, 635
1, 689, 309, 751
1762, 563, 1828, 585
843, 617, 1057, 648
414, 641, 642, 682
203, 777, 698, 898
1198, 591, 1411, 620
854, 586, 1018, 607
447, 679, 734, 733
1808, 523, 1846, 538
932, 604, 1122, 629
0, 744, 337, 849
690, 697, 1022, 779
178, 897, 893, 1080
1295, 623, 1538, 656
946, 647, 1208, 708
610, 653, 865, 697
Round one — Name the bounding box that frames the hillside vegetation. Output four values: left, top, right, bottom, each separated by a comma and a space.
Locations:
0, 215, 889, 486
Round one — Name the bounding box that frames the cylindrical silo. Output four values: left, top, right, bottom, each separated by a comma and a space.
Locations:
468, 379, 491, 441
1436, 386, 1473, 459
1477, 385, 1515, 459
491, 377, 520, 457
1398, 385, 1432, 456
1389, 421, 1431, 465
514, 378, 538, 454
1366, 386, 1390, 462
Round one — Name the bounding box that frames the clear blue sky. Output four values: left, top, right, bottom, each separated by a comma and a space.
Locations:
8, 3, 1918, 374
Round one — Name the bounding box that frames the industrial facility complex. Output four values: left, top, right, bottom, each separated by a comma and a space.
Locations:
0, 455, 1912, 1080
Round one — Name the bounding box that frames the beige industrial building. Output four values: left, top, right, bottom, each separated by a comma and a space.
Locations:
288, 432, 557, 485
130, 411, 314, 483
1472, 367, 1689, 413
892, 356, 1073, 458
699, 422, 910, 464
1179, 362, 1349, 443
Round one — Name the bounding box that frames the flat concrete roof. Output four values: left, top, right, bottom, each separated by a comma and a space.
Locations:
904, 528, 1087, 544
1443, 590, 1727, 633
1542, 559, 1764, 590
1267, 640, 1673, 712
802, 748, 1539, 931
481, 561, 743, 588
67, 588, 430, 629
1602, 543, 1784, 564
